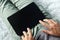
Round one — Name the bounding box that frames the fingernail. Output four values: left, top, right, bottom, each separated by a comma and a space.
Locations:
43, 19, 47, 21
23, 31, 25, 33
39, 20, 41, 22
39, 20, 42, 22
27, 28, 29, 30
27, 28, 29, 29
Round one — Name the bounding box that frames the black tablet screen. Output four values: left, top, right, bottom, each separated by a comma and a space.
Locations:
7, 2, 45, 36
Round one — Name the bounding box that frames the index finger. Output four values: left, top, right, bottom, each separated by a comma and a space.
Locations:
27, 28, 32, 37
39, 20, 49, 29
23, 31, 27, 37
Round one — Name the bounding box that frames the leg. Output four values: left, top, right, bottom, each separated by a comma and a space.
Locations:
35, 30, 60, 40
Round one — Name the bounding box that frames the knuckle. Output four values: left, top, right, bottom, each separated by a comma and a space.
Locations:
53, 24, 55, 26
50, 26, 56, 29
54, 21, 57, 24
29, 35, 32, 38
25, 36, 28, 38
51, 24, 56, 27
50, 27, 53, 29
52, 26, 56, 29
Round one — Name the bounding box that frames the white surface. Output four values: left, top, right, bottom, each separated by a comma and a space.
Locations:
0, 18, 20, 40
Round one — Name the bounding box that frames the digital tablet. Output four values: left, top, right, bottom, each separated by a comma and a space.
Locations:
7, 2, 45, 36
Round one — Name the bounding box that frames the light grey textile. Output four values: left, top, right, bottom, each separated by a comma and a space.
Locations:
34, 0, 60, 22
0, 0, 20, 40
0, 18, 20, 40
35, 31, 60, 40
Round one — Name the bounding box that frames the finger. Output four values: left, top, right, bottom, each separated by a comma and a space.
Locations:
27, 28, 32, 37
43, 30, 60, 36
42, 30, 53, 35
39, 20, 49, 29
23, 31, 27, 37
21, 35, 24, 40
43, 19, 53, 24
50, 19, 57, 24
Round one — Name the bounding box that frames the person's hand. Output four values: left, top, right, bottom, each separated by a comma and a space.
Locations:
21, 28, 34, 40
39, 19, 60, 36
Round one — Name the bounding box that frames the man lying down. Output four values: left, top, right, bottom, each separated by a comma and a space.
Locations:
21, 19, 60, 40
